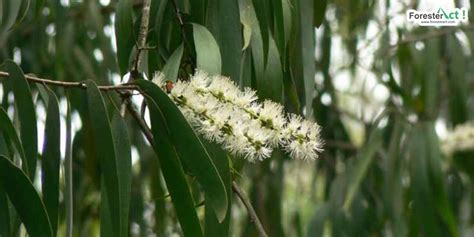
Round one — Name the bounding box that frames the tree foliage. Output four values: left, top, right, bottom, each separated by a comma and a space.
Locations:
1, 0, 474, 236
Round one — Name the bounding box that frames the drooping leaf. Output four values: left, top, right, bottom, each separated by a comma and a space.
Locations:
203, 139, 231, 237
0, 184, 10, 237
2, 61, 37, 179
110, 110, 132, 237
138, 83, 204, 236
240, 0, 265, 81
313, 0, 327, 27
41, 87, 61, 236
0, 155, 53, 237
64, 93, 73, 237
0, 107, 26, 169
293, 0, 316, 118
343, 128, 383, 211
162, 44, 184, 82
408, 126, 442, 237
206, 0, 242, 80
85, 80, 122, 236
192, 23, 222, 75
115, 0, 134, 76
257, 35, 283, 102
1, 0, 22, 31
137, 79, 228, 222
424, 123, 458, 237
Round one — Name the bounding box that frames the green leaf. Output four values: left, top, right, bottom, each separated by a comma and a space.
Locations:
192, 23, 222, 75
41, 88, 61, 236
0, 184, 10, 237
100, 178, 114, 237
307, 203, 331, 237
257, 35, 283, 102
85, 80, 122, 236
115, 0, 134, 76
137, 79, 228, 222
313, 0, 327, 27
206, 0, 242, 80
293, 0, 316, 118
137, 81, 203, 237
424, 124, 458, 237
110, 111, 132, 237
407, 126, 442, 237
0, 155, 53, 237
64, 93, 73, 237
343, 128, 383, 211
0, 107, 26, 170
1, 0, 22, 31
203, 140, 231, 237
162, 44, 184, 82
240, 0, 265, 81
2, 61, 37, 179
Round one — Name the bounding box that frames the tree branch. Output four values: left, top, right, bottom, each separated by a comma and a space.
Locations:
125, 99, 154, 145
232, 181, 268, 237
131, 0, 152, 76
0, 71, 137, 91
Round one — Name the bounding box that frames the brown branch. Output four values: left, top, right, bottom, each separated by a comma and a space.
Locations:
122, 0, 152, 116
232, 181, 268, 237
0, 71, 137, 91
170, 0, 187, 43
125, 99, 154, 145
386, 25, 474, 52
131, 0, 152, 76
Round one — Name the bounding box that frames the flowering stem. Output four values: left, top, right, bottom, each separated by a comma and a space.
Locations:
0, 71, 137, 91
232, 181, 268, 237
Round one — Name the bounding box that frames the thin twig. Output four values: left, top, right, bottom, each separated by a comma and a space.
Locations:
122, 0, 152, 116
232, 181, 268, 237
65, 92, 73, 237
170, 0, 187, 44
0, 71, 138, 91
131, 0, 152, 76
125, 100, 154, 145
386, 25, 474, 52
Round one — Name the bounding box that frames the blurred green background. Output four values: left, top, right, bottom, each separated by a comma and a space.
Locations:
1, 0, 474, 236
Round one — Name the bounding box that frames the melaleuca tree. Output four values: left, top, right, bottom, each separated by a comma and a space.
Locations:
1, 0, 474, 237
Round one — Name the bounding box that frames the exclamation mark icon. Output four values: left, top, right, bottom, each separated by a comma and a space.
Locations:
462, 9, 466, 21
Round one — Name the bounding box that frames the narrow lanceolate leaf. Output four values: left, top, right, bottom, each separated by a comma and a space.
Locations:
313, 0, 327, 27
85, 80, 122, 236
1, 0, 22, 31
162, 44, 184, 83
41, 88, 61, 236
110, 111, 132, 237
64, 93, 73, 237
2, 61, 37, 179
137, 80, 228, 222
0, 155, 53, 237
258, 35, 283, 102
206, 0, 242, 81
203, 139, 231, 237
0, 184, 10, 237
0, 107, 26, 166
408, 127, 442, 237
115, 0, 134, 75
295, 0, 316, 118
192, 23, 222, 75
343, 128, 383, 211
138, 83, 203, 237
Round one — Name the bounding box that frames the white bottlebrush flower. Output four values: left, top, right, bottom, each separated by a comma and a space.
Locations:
282, 114, 323, 161
154, 70, 324, 161
442, 122, 474, 155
